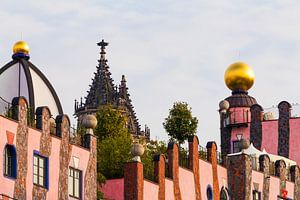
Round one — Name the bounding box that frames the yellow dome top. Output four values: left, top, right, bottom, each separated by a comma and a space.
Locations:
224, 62, 255, 91
13, 41, 30, 55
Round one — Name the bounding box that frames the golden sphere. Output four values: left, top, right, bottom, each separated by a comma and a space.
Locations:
13, 41, 30, 54
224, 62, 255, 91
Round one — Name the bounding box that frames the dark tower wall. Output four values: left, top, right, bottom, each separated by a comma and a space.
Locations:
278, 101, 291, 158
250, 104, 263, 150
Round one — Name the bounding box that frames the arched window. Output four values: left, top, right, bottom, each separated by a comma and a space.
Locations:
4, 145, 17, 178
220, 187, 229, 200
206, 185, 213, 200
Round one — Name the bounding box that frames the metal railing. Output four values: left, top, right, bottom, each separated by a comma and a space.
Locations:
225, 110, 250, 126
165, 161, 172, 179
217, 151, 223, 165
198, 145, 208, 161
179, 148, 189, 169
144, 161, 156, 182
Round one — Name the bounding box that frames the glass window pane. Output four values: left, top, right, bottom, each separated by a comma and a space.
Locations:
39, 176, 44, 186
74, 178, 79, 197
39, 158, 44, 168
75, 171, 79, 179
39, 167, 44, 175
33, 166, 38, 175
69, 175, 73, 195
34, 156, 38, 165
33, 174, 38, 184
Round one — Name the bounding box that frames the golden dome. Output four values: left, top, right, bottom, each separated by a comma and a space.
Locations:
224, 62, 255, 91
13, 41, 30, 55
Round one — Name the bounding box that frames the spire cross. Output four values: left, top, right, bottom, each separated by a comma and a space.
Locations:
97, 39, 109, 60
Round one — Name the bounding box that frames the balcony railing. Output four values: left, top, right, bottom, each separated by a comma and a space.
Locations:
224, 110, 249, 127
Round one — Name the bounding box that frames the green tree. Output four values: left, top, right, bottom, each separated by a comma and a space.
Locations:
163, 102, 198, 144
95, 105, 128, 140
94, 105, 133, 198
97, 130, 132, 178
142, 140, 167, 181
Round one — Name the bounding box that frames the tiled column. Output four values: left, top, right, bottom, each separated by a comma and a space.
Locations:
227, 154, 252, 200
275, 160, 287, 195
207, 142, 220, 200
33, 107, 52, 200
57, 115, 72, 200
259, 155, 270, 200
250, 104, 263, 150
188, 135, 201, 200
154, 154, 165, 200
84, 134, 97, 200
124, 162, 144, 200
12, 97, 29, 200
278, 101, 291, 158
167, 142, 182, 200
290, 165, 300, 200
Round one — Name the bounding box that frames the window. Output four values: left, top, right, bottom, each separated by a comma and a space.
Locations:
4, 145, 17, 178
253, 190, 261, 200
33, 153, 48, 188
206, 185, 213, 200
69, 168, 82, 199
220, 187, 229, 200
232, 140, 241, 153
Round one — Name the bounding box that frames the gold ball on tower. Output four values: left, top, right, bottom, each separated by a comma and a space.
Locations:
224, 62, 255, 91
13, 41, 30, 55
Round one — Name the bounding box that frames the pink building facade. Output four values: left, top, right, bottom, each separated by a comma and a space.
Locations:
220, 90, 300, 164
0, 97, 97, 199
102, 135, 298, 199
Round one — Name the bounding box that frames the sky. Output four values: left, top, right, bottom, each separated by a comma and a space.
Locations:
1, 0, 300, 147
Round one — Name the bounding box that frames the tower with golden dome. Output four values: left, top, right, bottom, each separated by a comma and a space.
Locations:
0, 41, 63, 118
219, 61, 258, 157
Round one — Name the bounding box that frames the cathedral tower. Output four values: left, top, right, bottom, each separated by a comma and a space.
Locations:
74, 40, 150, 141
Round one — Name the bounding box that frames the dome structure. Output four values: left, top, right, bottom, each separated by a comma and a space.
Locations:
223, 61, 257, 108
0, 41, 63, 117
224, 62, 255, 92
13, 41, 30, 55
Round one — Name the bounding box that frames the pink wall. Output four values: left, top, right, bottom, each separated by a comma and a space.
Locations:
48, 137, 61, 199
26, 127, 41, 199
269, 176, 280, 199
289, 118, 300, 163
199, 159, 213, 199
286, 180, 294, 199
261, 120, 278, 154
250, 170, 264, 199
144, 180, 158, 200
0, 117, 18, 198
217, 165, 228, 190
165, 178, 174, 200
229, 107, 250, 124
178, 167, 195, 199
0, 116, 92, 199
102, 178, 124, 200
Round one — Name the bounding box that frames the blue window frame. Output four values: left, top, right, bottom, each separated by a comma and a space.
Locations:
4, 144, 17, 179
207, 185, 213, 200
33, 151, 49, 189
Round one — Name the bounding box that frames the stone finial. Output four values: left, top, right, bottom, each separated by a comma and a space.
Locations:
239, 139, 250, 150
219, 100, 229, 114
131, 143, 144, 162
81, 114, 97, 135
